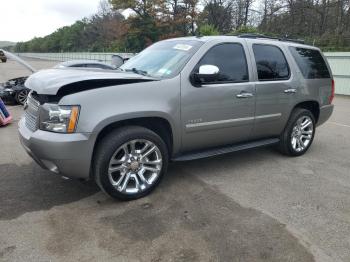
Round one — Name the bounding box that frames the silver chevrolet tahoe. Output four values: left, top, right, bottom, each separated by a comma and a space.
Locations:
19, 35, 334, 200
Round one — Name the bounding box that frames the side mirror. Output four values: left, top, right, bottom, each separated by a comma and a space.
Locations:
111, 55, 124, 68
191, 65, 220, 86
199, 65, 219, 75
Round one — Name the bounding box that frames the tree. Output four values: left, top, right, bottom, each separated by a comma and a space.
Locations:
14, 0, 350, 53
199, 24, 220, 35
109, 0, 163, 18
200, 0, 233, 33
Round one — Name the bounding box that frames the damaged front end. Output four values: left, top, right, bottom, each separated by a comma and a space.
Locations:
22, 68, 158, 132
18, 68, 159, 178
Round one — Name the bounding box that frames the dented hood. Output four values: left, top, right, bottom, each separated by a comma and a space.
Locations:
25, 68, 157, 95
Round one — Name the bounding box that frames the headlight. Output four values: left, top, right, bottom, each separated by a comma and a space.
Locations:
4, 88, 14, 94
39, 104, 80, 133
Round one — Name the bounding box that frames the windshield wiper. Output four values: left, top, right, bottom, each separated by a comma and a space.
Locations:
125, 68, 149, 76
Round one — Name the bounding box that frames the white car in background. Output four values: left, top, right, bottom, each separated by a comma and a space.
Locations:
54, 60, 117, 70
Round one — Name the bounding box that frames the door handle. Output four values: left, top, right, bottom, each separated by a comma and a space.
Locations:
284, 89, 297, 94
236, 92, 254, 98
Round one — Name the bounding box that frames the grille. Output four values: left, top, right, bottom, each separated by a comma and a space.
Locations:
24, 94, 40, 132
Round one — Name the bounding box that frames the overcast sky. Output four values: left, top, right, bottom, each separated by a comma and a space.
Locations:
0, 0, 103, 42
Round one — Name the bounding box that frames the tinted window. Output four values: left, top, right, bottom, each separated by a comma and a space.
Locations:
195, 43, 249, 83
71, 64, 86, 68
289, 47, 330, 79
253, 44, 290, 81
86, 64, 109, 69
99, 65, 114, 70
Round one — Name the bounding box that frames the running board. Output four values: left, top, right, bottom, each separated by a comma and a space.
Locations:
172, 138, 280, 162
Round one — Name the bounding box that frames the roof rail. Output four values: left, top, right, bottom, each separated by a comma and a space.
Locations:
238, 33, 305, 45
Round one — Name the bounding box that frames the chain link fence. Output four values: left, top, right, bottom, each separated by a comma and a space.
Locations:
17, 52, 135, 63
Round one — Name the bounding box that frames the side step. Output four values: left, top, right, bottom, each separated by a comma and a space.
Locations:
172, 138, 280, 162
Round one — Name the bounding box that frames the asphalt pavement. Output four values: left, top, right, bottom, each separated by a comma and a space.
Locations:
0, 58, 349, 262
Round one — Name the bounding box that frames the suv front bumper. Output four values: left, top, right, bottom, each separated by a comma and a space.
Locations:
18, 118, 94, 179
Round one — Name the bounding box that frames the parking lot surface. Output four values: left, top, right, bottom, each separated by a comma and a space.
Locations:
0, 58, 349, 261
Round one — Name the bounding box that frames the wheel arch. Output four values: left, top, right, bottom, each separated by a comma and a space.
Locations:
293, 100, 320, 123
90, 116, 175, 179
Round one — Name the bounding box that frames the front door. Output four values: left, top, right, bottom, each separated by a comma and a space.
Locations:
180, 41, 256, 152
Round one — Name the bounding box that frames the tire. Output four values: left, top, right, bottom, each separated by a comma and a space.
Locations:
279, 108, 316, 156
1, 59, 6, 63
93, 126, 169, 200
15, 89, 29, 105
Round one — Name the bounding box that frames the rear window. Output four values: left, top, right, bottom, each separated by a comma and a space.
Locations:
289, 47, 330, 79
253, 44, 290, 81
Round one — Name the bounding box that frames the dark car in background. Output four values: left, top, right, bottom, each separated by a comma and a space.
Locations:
0, 50, 7, 62
0, 77, 30, 105
0, 49, 36, 105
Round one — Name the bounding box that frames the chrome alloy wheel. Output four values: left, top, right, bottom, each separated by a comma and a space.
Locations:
108, 139, 163, 195
291, 116, 314, 152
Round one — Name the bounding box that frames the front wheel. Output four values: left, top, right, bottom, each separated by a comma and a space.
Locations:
15, 89, 29, 105
94, 126, 169, 200
279, 108, 316, 156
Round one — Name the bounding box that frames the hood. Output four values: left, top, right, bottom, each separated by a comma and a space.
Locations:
25, 68, 157, 95
1, 49, 36, 73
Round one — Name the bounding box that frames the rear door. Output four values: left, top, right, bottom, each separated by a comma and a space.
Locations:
247, 42, 299, 139
180, 40, 256, 152
288, 46, 333, 106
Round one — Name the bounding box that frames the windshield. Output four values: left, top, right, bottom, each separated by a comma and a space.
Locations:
120, 40, 203, 79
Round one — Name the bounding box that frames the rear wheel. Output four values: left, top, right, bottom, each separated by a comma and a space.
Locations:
279, 108, 315, 156
94, 126, 169, 200
1, 59, 6, 63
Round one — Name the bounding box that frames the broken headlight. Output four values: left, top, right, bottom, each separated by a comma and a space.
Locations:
39, 104, 80, 133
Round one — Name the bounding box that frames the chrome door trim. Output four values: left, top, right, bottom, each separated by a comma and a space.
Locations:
255, 113, 282, 119
185, 113, 282, 132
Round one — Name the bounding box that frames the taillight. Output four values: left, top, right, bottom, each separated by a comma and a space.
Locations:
329, 79, 335, 104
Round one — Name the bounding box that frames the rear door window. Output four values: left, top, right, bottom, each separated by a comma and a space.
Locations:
289, 47, 330, 79
253, 44, 290, 81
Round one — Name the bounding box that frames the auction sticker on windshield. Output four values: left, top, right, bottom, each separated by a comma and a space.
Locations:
173, 44, 193, 51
